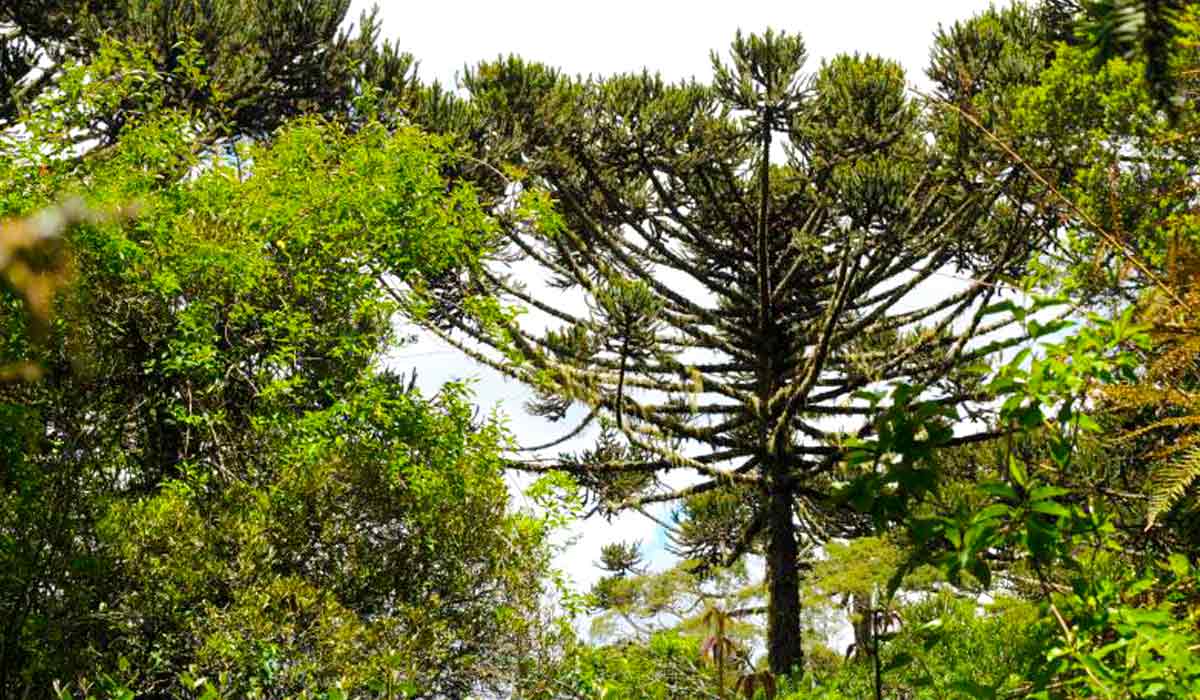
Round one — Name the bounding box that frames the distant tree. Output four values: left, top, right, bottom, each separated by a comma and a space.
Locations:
410, 28, 1054, 674
555, 631, 722, 700
589, 546, 761, 649
0, 0, 416, 141
598, 540, 647, 578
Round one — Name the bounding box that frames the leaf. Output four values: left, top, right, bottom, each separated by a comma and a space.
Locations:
883, 651, 914, 673
1075, 413, 1101, 433
919, 619, 945, 651
1167, 553, 1191, 579
1146, 445, 1200, 525
967, 558, 992, 588
1028, 485, 1072, 502
1029, 500, 1070, 519
1076, 653, 1115, 684
1008, 456, 1029, 489
975, 503, 1012, 522
949, 680, 997, 699
1029, 318, 1072, 339
982, 300, 1018, 317
1094, 637, 1130, 660
979, 481, 1018, 501
1025, 518, 1057, 559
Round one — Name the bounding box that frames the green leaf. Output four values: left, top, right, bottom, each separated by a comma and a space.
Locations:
1168, 553, 1191, 579
968, 558, 992, 588
975, 503, 1011, 521
1029, 500, 1070, 518
1029, 318, 1072, 339
1028, 485, 1072, 502
949, 680, 997, 699
883, 651, 914, 673
979, 481, 1019, 501
1009, 456, 1029, 489
982, 300, 1018, 316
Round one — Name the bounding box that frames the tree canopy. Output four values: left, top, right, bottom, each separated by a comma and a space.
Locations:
0, 34, 559, 700
7, 1, 1200, 698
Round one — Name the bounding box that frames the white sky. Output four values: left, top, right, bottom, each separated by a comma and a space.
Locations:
354, 0, 1010, 620
357, 0, 1005, 89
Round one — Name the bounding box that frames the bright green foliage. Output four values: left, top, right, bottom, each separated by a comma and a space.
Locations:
1019, 49, 1194, 298
843, 301, 1200, 697
965, 2, 1200, 303
1055, 0, 1190, 115
87, 380, 547, 696
931, 0, 1200, 554
961, 320, 1200, 699
1008, 3, 1200, 550
0, 42, 553, 699
823, 7, 1200, 694
589, 558, 762, 650
782, 593, 1046, 700
548, 632, 721, 700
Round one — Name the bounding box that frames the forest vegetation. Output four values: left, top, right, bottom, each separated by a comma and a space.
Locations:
2, 0, 1200, 698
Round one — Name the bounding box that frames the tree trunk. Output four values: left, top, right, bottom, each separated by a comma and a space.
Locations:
717, 612, 726, 700
852, 593, 872, 661
765, 478, 803, 675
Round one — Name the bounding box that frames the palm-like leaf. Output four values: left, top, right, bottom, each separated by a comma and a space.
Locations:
1101, 286, 1200, 528
1147, 444, 1200, 526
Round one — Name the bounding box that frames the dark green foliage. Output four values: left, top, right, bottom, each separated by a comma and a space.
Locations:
598, 541, 646, 578
0, 0, 416, 140
412, 26, 1052, 673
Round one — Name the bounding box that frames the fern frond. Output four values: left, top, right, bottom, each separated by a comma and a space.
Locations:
1146, 431, 1200, 461
1146, 445, 1200, 526
1147, 333, 1200, 381
1102, 384, 1200, 412
1118, 413, 1200, 442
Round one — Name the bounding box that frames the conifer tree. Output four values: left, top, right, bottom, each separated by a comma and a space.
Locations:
0, 0, 415, 140
410, 29, 1052, 674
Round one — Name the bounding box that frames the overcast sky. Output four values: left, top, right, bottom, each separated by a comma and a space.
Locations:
354, 0, 1005, 89
351, 0, 1009, 615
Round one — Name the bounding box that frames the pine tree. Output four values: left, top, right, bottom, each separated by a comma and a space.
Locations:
406, 29, 1053, 675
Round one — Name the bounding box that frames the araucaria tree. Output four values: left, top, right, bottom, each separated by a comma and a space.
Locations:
414, 30, 1049, 674
0, 0, 415, 139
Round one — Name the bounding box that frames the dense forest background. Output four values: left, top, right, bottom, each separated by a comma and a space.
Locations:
2, 1, 1200, 698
